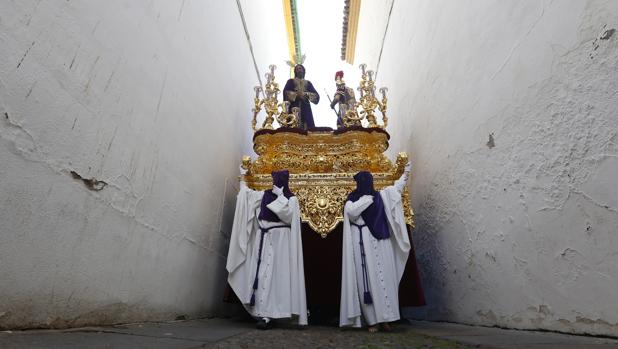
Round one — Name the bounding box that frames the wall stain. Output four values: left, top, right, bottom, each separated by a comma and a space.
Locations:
25, 81, 37, 99
600, 28, 615, 40
69, 45, 80, 70
104, 69, 116, 92
91, 19, 101, 35
70, 171, 107, 191
16, 41, 35, 69
178, 0, 187, 21
155, 70, 168, 118
83, 56, 101, 92
486, 132, 495, 149
590, 26, 615, 59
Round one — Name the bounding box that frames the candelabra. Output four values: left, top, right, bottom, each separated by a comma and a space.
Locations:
354, 63, 388, 128
252, 65, 298, 130
341, 101, 363, 127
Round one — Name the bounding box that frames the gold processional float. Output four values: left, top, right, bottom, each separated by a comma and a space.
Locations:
241, 64, 414, 237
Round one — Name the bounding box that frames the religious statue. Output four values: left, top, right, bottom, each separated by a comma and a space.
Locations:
339, 162, 412, 332
283, 64, 320, 129
329, 71, 356, 128
226, 168, 307, 329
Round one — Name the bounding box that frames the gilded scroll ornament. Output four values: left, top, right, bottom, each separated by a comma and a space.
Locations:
252, 65, 298, 131
242, 129, 414, 237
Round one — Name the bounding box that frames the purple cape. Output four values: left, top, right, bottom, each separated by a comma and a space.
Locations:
346, 171, 390, 240
283, 78, 320, 129
258, 170, 294, 222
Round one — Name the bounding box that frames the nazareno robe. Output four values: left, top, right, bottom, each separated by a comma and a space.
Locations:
226, 173, 307, 325
340, 172, 411, 327
283, 78, 320, 129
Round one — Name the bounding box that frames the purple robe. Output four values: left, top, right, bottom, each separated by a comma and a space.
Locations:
346, 171, 390, 240
283, 78, 320, 129
258, 170, 294, 222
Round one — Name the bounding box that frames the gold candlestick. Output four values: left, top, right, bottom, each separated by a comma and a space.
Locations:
251, 64, 298, 130
354, 64, 388, 129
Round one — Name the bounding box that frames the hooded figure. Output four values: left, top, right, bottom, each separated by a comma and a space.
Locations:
339, 163, 412, 332
226, 169, 307, 329
283, 64, 320, 129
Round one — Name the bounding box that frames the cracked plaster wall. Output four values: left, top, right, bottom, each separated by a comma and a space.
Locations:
0, 1, 264, 329
371, 0, 618, 336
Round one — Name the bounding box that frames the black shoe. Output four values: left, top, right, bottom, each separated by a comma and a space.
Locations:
256, 319, 271, 330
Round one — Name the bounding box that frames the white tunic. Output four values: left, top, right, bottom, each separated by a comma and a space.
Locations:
339, 185, 411, 327
226, 186, 308, 325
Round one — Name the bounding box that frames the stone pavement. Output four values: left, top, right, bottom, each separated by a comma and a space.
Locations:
406, 320, 618, 349
0, 317, 617, 349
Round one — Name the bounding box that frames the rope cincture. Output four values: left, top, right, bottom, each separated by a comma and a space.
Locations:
351, 222, 372, 304
250, 224, 291, 306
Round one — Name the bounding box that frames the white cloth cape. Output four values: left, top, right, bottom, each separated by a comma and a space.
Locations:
226, 186, 307, 325
339, 185, 411, 327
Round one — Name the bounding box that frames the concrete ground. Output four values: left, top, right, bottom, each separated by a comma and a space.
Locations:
1, 318, 617, 349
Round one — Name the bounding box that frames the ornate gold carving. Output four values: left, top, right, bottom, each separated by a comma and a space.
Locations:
277, 106, 300, 128
402, 186, 415, 228
356, 64, 388, 129
251, 92, 261, 131
252, 129, 392, 174
241, 155, 253, 174
242, 129, 414, 237
395, 152, 414, 227
378, 87, 388, 128
252, 65, 298, 131
296, 184, 351, 237
342, 102, 364, 127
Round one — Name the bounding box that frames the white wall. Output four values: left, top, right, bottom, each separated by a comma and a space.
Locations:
373, 0, 618, 336
354, 0, 393, 70
0, 0, 260, 329
239, 0, 288, 81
